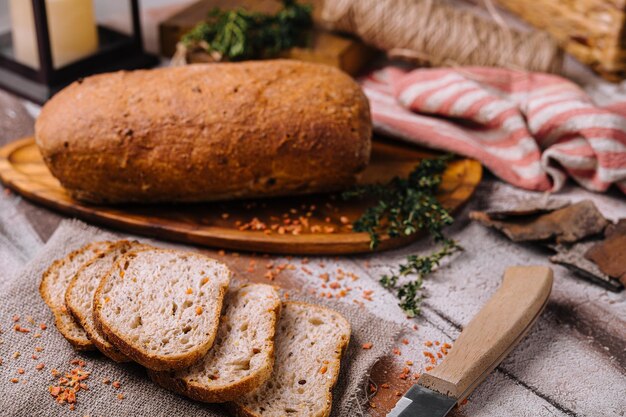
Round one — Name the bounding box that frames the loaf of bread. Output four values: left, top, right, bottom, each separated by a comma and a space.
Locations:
40, 240, 115, 351
150, 284, 281, 403
93, 249, 231, 371
35, 60, 371, 204
230, 302, 351, 417
65, 240, 150, 362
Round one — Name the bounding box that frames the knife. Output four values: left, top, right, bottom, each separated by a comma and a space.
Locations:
387, 265, 553, 417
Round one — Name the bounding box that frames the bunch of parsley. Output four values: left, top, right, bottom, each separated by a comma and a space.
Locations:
182, 0, 312, 61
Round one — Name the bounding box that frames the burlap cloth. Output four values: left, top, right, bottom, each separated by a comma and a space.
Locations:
0, 220, 403, 417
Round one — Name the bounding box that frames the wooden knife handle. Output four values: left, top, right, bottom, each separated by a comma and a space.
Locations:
418, 266, 553, 402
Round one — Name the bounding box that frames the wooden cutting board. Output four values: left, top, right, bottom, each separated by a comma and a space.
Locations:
0, 137, 481, 255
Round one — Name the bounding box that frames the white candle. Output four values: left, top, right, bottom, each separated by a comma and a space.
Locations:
9, 0, 99, 69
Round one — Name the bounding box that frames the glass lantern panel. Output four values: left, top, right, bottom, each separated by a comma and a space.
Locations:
93, 1, 133, 35
5, 0, 99, 69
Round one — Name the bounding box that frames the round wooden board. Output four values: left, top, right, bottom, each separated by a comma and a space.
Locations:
0, 137, 481, 254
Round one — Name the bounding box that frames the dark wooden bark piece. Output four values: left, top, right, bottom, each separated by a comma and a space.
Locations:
471, 200, 608, 244
481, 196, 570, 219
585, 219, 626, 286
550, 241, 624, 292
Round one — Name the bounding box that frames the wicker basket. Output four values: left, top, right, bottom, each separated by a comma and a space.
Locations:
496, 0, 626, 81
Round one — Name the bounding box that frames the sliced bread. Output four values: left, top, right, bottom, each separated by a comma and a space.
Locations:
150, 284, 281, 402
40, 240, 115, 350
93, 249, 231, 371
230, 302, 351, 417
65, 240, 150, 362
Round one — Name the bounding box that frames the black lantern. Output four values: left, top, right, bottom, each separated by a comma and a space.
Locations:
0, 0, 158, 103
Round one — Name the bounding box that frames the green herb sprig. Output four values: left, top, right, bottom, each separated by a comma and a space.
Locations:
343, 154, 461, 317
182, 0, 312, 61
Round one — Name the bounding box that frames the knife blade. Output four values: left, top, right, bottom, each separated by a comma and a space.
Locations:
387, 266, 553, 417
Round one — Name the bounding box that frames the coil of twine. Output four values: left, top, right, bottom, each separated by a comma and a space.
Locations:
321, 0, 563, 74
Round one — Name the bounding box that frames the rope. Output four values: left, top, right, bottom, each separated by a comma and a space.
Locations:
321, 0, 563, 73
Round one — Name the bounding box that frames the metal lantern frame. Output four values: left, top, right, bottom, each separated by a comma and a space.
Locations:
0, 0, 158, 103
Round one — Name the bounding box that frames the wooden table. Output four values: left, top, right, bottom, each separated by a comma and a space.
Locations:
1, 89, 624, 417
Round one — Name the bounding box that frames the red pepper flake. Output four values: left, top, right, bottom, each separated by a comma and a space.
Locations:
117, 393, 125, 400
435, 341, 440, 346
14, 324, 30, 333
17, 368, 24, 374
48, 362, 91, 408
10, 378, 19, 383
103, 378, 111, 385
12, 315, 20, 322
362, 342, 373, 350
392, 348, 401, 355
424, 341, 433, 347
112, 381, 121, 389
381, 383, 390, 389
401, 339, 409, 345
406, 360, 413, 366
36, 363, 45, 371
319, 366, 328, 374
34, 346, 43, 352
425, 366, 434, 372
443, 342, 452, 349
39, 323, 47, 331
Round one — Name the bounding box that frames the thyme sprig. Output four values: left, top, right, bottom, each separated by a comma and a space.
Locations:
182, 0, 312, 61
380, 238, 461, 317
343, 154, 461, 316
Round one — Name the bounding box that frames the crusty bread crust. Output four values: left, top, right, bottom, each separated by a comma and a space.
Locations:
229, 301, 351, 417
35, 60, 372, 204
149, 284, 282, 403
93, 249, 231, 371
39, 241, 115, 351
65, 240, 151, 362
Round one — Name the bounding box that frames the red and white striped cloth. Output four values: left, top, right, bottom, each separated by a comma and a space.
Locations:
360, 67, 626, 194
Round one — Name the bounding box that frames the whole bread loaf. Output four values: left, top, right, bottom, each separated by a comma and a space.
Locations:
35, 60, 371, 203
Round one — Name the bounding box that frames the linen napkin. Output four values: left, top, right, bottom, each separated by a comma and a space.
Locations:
360, 66, 626, 194
0, 220, 402, 417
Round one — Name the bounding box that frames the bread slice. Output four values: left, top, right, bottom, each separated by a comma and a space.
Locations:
40, 241, 115, 350
149, 284, 281, 402
93, 249, 231, 371
230, 302, 351, 417
65, 240, 150, 362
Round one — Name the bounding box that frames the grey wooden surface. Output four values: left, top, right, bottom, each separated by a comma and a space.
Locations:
1, 1, 625, 414
1, 89, 624, 417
